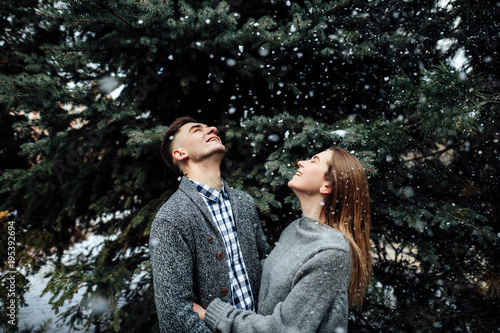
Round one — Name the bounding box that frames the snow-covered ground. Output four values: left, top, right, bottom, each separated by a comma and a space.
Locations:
17, 265, 93, 332
16, 234, 109, 332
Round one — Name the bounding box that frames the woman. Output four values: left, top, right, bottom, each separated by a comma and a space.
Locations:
194, 147, 372, 332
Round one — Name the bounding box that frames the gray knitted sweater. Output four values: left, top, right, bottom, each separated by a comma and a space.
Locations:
149, 177, 271, 333
204, 216, 351, 333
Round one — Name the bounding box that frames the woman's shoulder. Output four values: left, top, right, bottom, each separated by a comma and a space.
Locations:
323, 227, 350, 253
308, 219, 350, 253
287, 217, 350, 253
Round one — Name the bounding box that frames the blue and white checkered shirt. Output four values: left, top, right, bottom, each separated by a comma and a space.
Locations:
190, 180, 255, 311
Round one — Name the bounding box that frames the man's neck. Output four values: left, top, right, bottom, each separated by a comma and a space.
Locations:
184, 163, 222, 190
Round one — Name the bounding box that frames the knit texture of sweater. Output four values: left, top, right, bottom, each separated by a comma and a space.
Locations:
149, 177, 271, 333
205, 216, 351, 333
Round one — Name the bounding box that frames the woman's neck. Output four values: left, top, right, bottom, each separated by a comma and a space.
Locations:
296, 192, 326, 223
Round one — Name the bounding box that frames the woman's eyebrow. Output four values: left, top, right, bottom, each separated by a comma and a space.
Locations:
312, 155, 320, 162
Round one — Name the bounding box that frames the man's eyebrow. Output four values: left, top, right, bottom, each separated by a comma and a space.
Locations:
189, 124, 203, 132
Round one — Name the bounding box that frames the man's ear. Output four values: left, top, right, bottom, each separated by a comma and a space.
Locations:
172, 148, 188, 162
320, 183, 332, 194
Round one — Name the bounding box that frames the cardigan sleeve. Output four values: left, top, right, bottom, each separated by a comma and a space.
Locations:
150, 210, 212, 333
204, 249, 349, 333
249, 198, 272, 261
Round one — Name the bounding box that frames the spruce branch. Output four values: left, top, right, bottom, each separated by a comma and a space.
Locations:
38, 11, 113, 25
102, 6, 134, 28
435, 207, 495, 240
418, 247, 442, 268
136, 0, 158, 14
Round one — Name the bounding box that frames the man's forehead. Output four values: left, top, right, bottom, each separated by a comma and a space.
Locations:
174, 123, 209, 144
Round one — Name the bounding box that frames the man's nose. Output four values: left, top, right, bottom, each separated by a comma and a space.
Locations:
207, 126, 218, 135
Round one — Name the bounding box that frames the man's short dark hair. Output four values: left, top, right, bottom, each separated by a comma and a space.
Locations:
161, 116, 197, 173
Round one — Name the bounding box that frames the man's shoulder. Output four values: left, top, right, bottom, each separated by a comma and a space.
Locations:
164, 187, 189, 205
226, 185, 253, 202
152, 188, 193, 223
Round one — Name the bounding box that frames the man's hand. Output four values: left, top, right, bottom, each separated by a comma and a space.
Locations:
193, 302, 206, 320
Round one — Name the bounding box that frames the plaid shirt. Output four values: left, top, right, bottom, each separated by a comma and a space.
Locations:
191, 180, 255, 311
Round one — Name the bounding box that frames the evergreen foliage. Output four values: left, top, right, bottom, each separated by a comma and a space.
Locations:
1, 0, 498, 332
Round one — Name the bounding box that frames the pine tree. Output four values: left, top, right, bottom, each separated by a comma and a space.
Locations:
1, 0, 498, 332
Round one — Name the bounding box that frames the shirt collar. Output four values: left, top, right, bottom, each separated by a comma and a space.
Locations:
190, 179, 228, 203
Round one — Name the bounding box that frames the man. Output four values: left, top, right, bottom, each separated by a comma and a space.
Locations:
150, 116, 271, 332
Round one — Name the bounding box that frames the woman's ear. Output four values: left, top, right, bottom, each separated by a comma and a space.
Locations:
320, 183, 332, 194
172, 148, 188, 162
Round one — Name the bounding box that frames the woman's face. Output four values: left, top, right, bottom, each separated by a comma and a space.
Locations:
288, 150, 333, 195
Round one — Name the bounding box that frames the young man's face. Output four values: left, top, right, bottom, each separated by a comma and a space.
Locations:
173, 122, 226, 164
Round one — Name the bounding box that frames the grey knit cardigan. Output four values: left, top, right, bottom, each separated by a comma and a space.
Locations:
204, 216, 351, 333
149, 177, 271, 333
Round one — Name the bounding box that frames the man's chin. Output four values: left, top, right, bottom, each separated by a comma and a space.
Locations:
208, 147, 226, 160
213, 144, 226, 153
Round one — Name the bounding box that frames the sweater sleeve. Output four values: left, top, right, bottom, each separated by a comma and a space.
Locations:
204, 249, 350, 333
150, 211, 212, 333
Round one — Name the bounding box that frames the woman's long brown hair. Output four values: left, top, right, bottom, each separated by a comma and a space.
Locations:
321, 147, 372, 309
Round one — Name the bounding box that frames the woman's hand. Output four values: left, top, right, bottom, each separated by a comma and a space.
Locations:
193, 302, 206, 320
